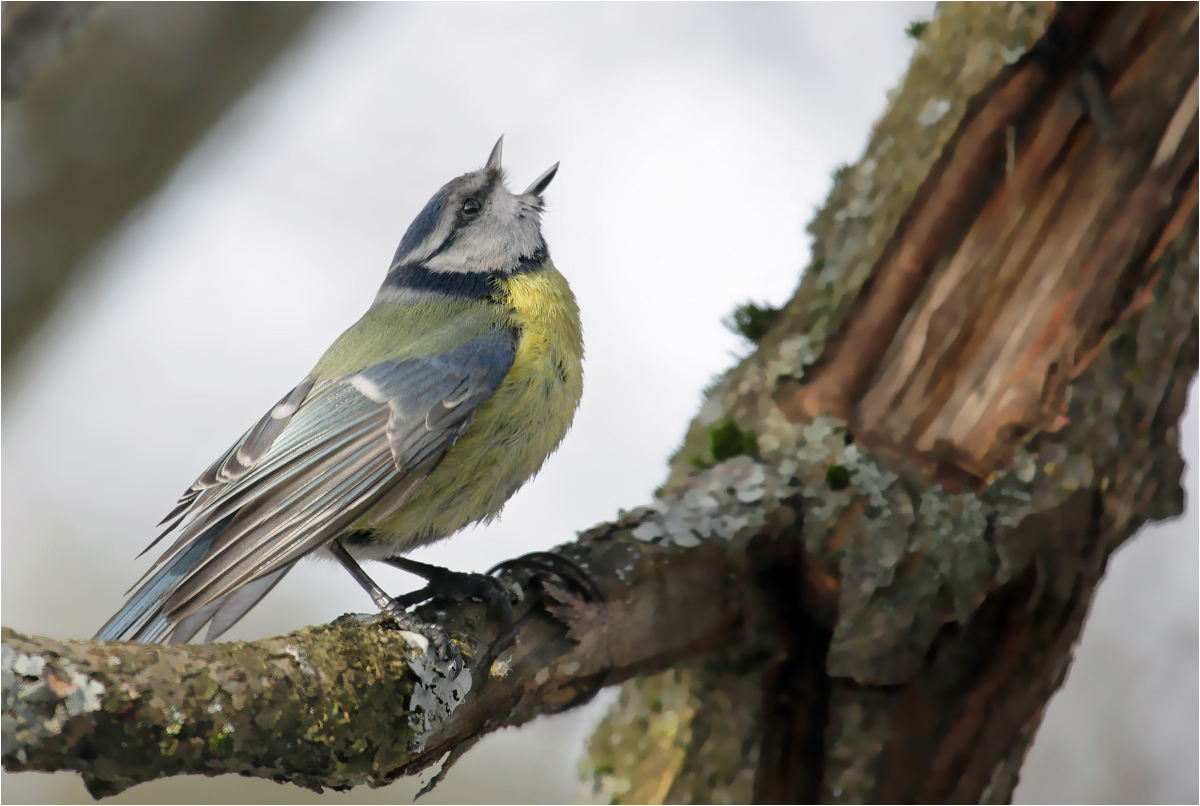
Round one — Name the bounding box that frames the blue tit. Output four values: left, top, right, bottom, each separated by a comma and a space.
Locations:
96, 137, 583, 645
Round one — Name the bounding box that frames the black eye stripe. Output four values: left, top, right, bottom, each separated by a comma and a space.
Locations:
390, 172, 500, 267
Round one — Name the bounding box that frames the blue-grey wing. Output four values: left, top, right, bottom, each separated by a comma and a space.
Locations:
96, 329, 516, 643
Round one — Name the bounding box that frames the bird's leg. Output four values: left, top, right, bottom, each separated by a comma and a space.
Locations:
383, 555, 515, 625
328, 539, 461, 672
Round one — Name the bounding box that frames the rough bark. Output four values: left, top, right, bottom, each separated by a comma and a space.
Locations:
583, 2, 1197, 803
2, 1, 1196, 802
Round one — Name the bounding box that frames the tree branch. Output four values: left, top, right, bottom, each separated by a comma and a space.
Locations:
3, 495, 770, 797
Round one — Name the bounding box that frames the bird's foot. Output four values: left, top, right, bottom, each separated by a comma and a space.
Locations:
382, 551, 604, 682
486, 550, 606, 605
467, 551, 605, 682
329, 540, 468, 673
383, 556, 517, 622
380, 555, 521, 679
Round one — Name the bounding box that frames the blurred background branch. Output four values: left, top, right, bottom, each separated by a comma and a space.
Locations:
2, 2, 321, 366
2, 1, 96, 101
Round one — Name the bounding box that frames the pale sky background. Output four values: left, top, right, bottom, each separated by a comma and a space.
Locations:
3, 3, 1196, 803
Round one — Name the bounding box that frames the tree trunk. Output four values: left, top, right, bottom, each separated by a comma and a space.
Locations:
582, 2, 1197, 803
3, 2, 1196, 802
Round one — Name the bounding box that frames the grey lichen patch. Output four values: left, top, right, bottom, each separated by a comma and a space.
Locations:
822, 477, 992, 684
3, 644, 107, 763
914, 488, 995, 623
785, 419, 900, 525
915, 97, 951, 127
628, 457, 797, 550
768, 333, 819, 381
406, 653, 471, 750
779, 421, 953, 683
752, 415, 997, 684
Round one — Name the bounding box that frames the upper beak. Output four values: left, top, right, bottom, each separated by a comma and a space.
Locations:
522, 162, 559, 197
486, 135, 504, 171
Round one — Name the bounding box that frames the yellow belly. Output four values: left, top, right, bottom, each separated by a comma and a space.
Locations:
356, 263, 583, 550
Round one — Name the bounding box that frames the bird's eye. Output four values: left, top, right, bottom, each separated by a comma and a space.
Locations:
462, 198, 482, 215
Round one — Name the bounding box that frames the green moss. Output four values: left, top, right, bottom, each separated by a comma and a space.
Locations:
688, 419, 759, 471
825, 464, 853, 491
709, 419, 758, 462
724, 302, 781, 345
905, 19, 929, 39
207, 731, 232, 758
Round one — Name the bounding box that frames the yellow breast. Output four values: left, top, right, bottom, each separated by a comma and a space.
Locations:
364, 262, 584, 548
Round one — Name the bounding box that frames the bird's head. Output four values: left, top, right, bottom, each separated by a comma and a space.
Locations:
390, 136, 558, 275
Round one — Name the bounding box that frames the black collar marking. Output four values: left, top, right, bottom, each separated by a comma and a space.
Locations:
387, 246, 549, 300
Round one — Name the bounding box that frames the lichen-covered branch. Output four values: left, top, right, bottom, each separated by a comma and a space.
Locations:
2, 491, 774, 798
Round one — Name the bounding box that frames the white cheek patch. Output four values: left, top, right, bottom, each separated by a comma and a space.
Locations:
423, 187, 544, 273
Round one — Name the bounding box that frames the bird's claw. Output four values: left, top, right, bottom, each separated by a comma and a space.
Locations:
486, 550, 606, 604
342, 550, 603, 683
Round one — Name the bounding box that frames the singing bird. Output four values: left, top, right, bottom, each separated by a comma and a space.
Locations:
97, 138, 583, 649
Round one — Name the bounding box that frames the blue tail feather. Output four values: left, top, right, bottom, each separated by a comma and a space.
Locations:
95, 534, 214, 642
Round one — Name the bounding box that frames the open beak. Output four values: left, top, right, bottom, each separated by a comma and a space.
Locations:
522, 162, 559, 197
